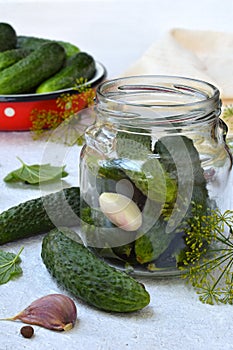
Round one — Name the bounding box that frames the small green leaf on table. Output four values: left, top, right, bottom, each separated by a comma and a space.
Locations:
4, 157, 68, 184
0, 247, 24, 285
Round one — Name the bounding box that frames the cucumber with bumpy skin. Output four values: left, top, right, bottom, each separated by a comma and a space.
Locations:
0, 187, 80, 245
41, 227, 150, 312
0, 48, 30, 72
0, 42, 66, 94
0, 23, 17, 52
17, 35, 80, 58
36, 52, 96, 93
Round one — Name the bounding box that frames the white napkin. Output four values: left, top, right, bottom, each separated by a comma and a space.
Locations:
124, 28, 233, 105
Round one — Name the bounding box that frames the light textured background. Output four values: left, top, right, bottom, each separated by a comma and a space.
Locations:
0, 1, 233, 349
0, 133, 232, 350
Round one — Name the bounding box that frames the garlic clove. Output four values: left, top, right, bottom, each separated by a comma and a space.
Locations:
99, 192, 142, 231
8, 294, 77, 331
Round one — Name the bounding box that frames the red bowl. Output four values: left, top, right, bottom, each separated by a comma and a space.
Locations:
0, 62, 106, 131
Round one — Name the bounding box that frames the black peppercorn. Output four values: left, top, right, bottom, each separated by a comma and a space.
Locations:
20, 325, 34, 338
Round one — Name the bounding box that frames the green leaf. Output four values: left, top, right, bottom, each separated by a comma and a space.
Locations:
4, 157, 68, 185
0, 247, 24, 285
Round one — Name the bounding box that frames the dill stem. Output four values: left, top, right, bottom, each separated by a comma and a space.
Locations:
209, 248, 232, 253
210, 254, 233, 292
215, 231, 233, 248
197, 251, 232, 271
209, 251, 233, 270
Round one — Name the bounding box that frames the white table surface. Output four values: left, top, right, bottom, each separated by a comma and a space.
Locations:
0, 1, 233, 350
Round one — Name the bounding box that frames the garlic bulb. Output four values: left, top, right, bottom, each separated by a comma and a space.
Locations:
99, 192, 142, 231
6, 294, 77, 331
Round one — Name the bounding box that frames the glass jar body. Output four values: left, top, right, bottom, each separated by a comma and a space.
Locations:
79, 76, 232, 277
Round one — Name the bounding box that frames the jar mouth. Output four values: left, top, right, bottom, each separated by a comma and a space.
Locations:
97, 75, 220, 108
96, 75, 221, 129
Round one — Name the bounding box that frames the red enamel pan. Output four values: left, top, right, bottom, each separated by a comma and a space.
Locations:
0, 62, 106, 131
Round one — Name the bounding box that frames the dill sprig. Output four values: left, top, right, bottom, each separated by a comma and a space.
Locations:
30, 78, 95, 144
222, 104, 233, 122
223, 104, 233, 146
180, 205, 233, 305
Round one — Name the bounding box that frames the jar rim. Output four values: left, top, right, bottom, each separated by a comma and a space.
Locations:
96, 75, 221, 129
96, 74, 220, 108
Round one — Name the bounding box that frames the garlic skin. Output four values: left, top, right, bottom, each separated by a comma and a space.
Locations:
99, 192, 142, 231
11, 294, 77, 331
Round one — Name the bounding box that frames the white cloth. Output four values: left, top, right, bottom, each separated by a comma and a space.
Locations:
124, 28, 233, 105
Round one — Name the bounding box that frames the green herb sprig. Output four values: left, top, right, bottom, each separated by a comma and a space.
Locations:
223, 104, 233, 122
30, 77, 95, 144
180, 205, 233, 305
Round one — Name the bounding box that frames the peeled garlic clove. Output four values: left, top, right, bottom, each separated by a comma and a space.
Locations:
99, 192, 142, 231
9, 294, 77, 331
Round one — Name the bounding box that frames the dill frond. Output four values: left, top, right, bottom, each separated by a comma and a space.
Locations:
222, 105, 233, 122
179, 204, 233, 305
30, 78, 95, 144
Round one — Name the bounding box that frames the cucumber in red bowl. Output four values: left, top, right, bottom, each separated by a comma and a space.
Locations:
0, 61, 106, 131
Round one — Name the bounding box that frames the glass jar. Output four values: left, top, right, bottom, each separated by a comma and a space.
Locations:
79, 75, 232, 277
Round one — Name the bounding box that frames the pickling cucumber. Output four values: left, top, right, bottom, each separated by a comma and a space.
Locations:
17, 35, 80, 58
0, 48, 29, 72
0, 187, 80, 245
0, 42, 66, 94
41, 227, 150, 312
0, 23, 17, 52
36, 52, 96, 93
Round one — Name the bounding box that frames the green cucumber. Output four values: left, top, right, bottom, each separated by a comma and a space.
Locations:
0, 23, 17, 52
41, 227, 150, 312
0, 48, 29, 72
17, 35, 80, 58
0, 42, 66, 94
116, 129, 152, 160
0, 187, 80, 245
97, 157, 176, 204
154, 135, 209, 211
36, 52, 96, 93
